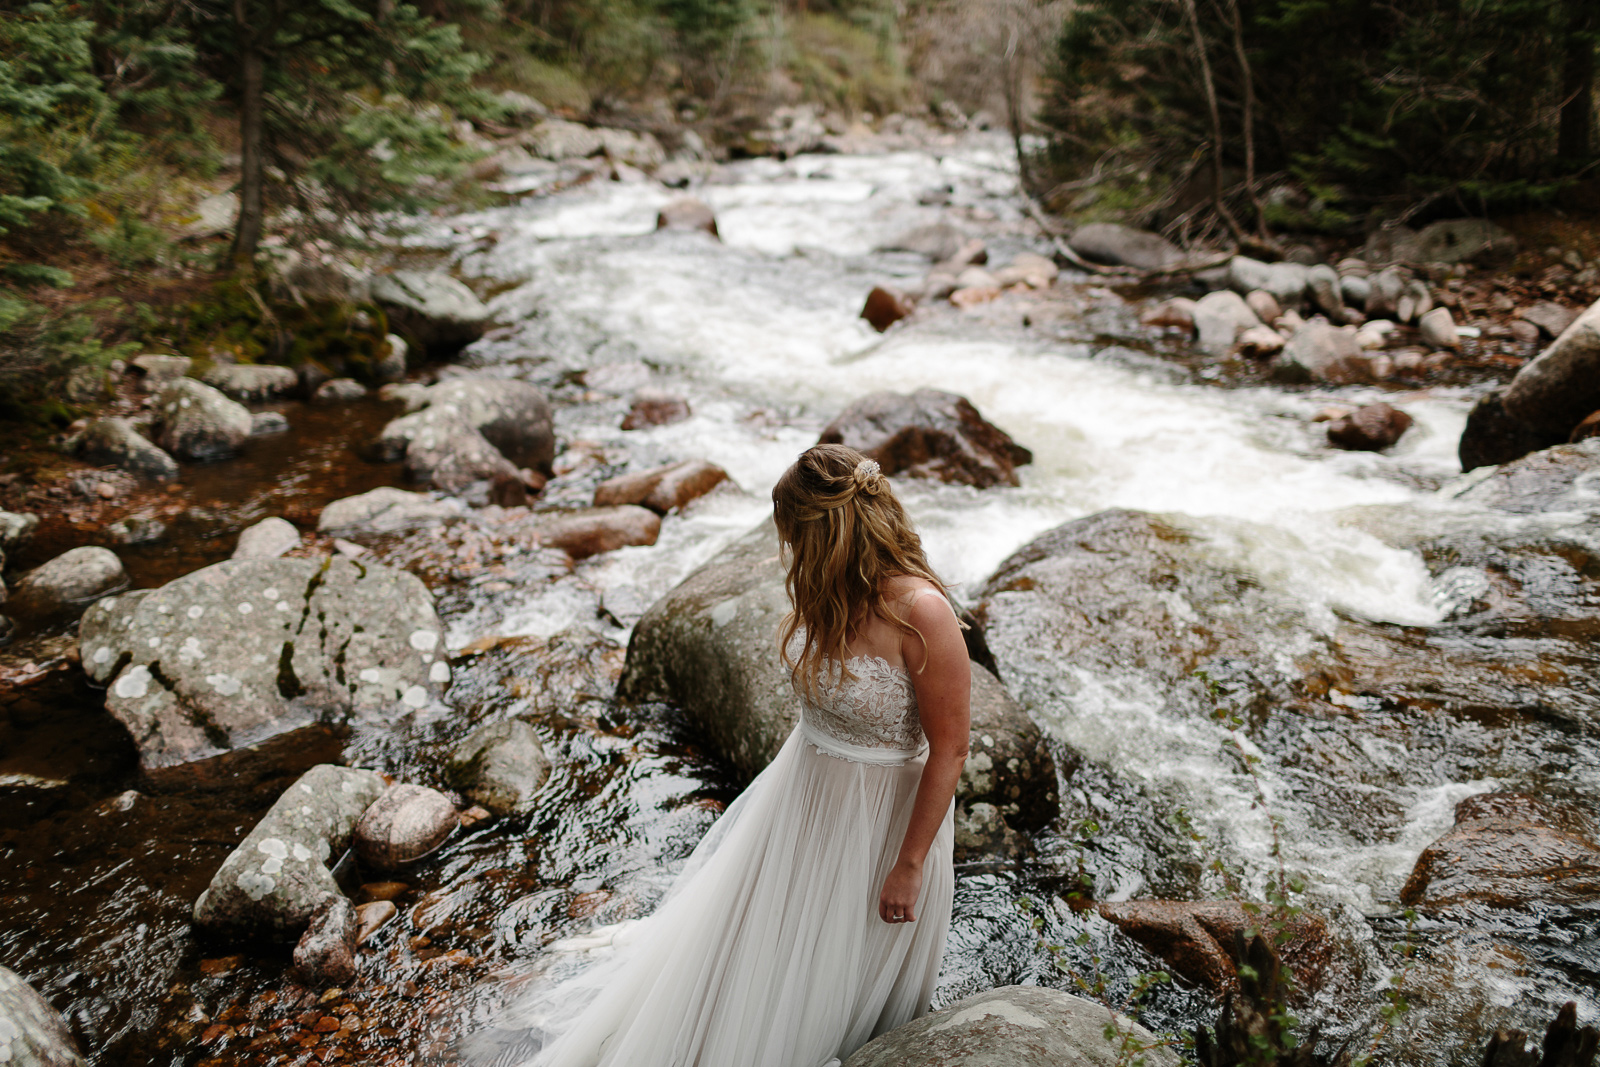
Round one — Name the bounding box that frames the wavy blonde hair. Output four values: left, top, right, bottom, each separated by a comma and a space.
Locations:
773, 443, 951, 699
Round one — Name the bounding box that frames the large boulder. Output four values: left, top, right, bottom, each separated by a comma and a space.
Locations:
617, 520, 1059, 830
1192, 290, 1262, 354
1068, 223, 1182, 271
1400, 793, 1600, 910
842, 985, 1179, 1067
11, 547, 127, 618
375, 377, 556, 475
370, 271, 492, 355
446, 719, 551, 816
200, 363, 299, 402
193, 763, 386, 934
317, 487, 461, 540
818, 389, 1033, 489
0, 965, 86, 1067
153, 379, 254, 461
1501, 298, 1600, 436
68, 417, 179, 481
1457, 391, 1568, 472
1272, 322, 1370, 384
79, 557, 451, 772
1454, 439, 1600, 515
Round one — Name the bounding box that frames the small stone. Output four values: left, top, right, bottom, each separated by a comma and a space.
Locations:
1244, 289, 1282, 324
1193, 290, 1262, 354
992, 252, 1057, 289
250, 411, 290, 436
317, 487, 459, 540
593, 459, 730, 514
621, 389, 690, 430
1510, 319, 1541, 345
536, 506, 661, 559
68, 418, 179, 481
352, 783, 458, 870
860, 287, 913, 333
1306, 264, 1344, 318
655, 197, 718, 237
446, 720, 551, 817
1236, 325, 1285, 358
457, 805, 492, 828
293, 896, 357, 985
1326, 402, 1413, 451
1340, 273, 1371, 309
313, 378, 368, 404
1419, 306, 1460, 350
233, 517, 300, 560
1140, 298, 1196, 331
355, 900, 397, 945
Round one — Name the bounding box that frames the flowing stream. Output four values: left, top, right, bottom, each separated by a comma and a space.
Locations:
2, 132, 1596, 1066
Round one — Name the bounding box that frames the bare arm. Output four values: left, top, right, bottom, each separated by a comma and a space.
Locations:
878, 592, 970, 924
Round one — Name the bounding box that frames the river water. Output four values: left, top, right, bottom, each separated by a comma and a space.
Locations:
2, 132, 1595, 1065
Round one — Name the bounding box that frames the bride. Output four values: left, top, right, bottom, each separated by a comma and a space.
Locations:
474, 443, 972, 1067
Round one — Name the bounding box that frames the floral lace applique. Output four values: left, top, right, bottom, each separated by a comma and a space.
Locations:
787, 633, 925, 753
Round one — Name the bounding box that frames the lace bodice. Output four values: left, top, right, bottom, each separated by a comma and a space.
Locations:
787, 633, 925, 756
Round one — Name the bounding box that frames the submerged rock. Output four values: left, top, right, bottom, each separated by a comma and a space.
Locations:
0, 965, 86, 1066
1096, 900, 1332, 995
618, 519, 1057, 828
818, 389, 1032, 489
1401, 793, 1600, 910
1326, 402, 1412, 451
371, 271, 492, 355
11, 547, 127, 618
842, 985, 1179, 1067
153, 379, 254, 461
80, 557, 450, 772
1454, 438, 1600, 515
446, 719, 551, 816
353, 783, 457, 870
621, 389, 691, 430
317, 487, 461, 540
194, 763, 385, 934
68, 417, 179, 481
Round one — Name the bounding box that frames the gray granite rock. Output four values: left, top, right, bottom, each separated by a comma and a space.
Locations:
1273, 322, 1370, 384
79, 557, 450, 772
12, 547, 127, 617
1068, 223, 1182, 270
1193, 290, 1262, 354
446, 720, 551, 816
232, 517, 300, 559
193, 764, 385, 934
201, 363, 299, 402
1228, 256, 1308, 307
130, 354, 191, 386
375, 377, 555, 474
68, 417, 179, 481
316, 487, 461, 541
401, 415, 521, 493
371, 271, 491, 354
0, 965, 86, 1067
1503, 298, 1600, 435
313, 378, 368, 404
293, 895, 358, 984
153, 379, 253, 461
0, 512, 39, 553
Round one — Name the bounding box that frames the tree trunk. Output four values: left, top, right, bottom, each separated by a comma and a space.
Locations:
1180, 0, 1246, 245
1558, 4, 1595, 163
230, 0, 266, 268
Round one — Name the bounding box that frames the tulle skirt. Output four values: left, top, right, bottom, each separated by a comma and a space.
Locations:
473, 725, 955, 1067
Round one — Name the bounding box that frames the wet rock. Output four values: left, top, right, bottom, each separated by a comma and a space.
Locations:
1340, 273, 1371, 309
376, 377, 556, 473
353, 783, 457, 870
1419, 307, 1459, 350
1193, 291, 1263, 354
250, 411, 289, 436
129, 353, 191, 386
1400, 793, 1600, 910
993, 252, 1058, 289
621, 388, 691, 430
193, 763, 385, 934
524, 118, 603, 159
878, 222, 967, 261
153, 379, 254, 461
404, 417, 521, 493
67, 469, 133, 502
371, 271, 492, 355
655, 197, 718, 237
841, 985, 1178, 1067
11, 547, 127, 618
1502, 298, 1600, 436
445, 719, 551, 816
618, 519, 1057, 828
1326, 403, 1413, 451
0, 964, 87, 1066
1571, 411, 1600, 443
1455, 438, 1600, 514
0, 511, 39, 554
107, 515, 166, 545
356, 899, 397, 944
1306, 264, 1344, 318
1097, 900, 1332, 995
1243, 289, 1281, 324
536, 506, 661, 559
1068, 223, 1182, 271
313, 378, 367, 404
317, 487, 461, 540
233, 516, 300, 560
949, 285, 1001, 309
1236, 325, 1285, 359
1457, 391, 1568, 471
861, 286, 914, 332
818, 388, 1032, 489
201, 363, 299, 402
375, 334, 408, 383
1272, 322, 1369, 383
1228, 256, 1307, 308
1521, 301, 1579, 339
1140, 298, 1196, 331
67, 417, 179, 481
80, 557, 449, 772
593, 459, 730, 513
293, 895, 357, 984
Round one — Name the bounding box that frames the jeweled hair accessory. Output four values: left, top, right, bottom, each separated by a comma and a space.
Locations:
852, 457, 884, 494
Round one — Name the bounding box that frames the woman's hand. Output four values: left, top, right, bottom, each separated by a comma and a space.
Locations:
879, 858, 924, 924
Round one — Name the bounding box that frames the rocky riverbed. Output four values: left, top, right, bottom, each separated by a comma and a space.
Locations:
2, 125, 1598, 1066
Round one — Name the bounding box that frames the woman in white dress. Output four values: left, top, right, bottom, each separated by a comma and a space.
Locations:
476, 443, 971, 1067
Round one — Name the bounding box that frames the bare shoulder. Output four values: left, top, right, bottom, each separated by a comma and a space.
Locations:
882, 574, 946, 610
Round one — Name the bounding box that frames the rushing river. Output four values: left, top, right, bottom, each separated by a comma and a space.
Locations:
2, 132, 1596, 1066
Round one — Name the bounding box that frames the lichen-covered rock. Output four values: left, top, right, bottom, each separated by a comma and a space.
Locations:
841, 985, 1179, 1067
201, 363, 299, 402
593, 459, 730, 513
153, 378, 253, 461
818, 389, 1032, 489
232, 517, 300, 559
371, 271, 491, 355
316, 487, 461, 541
375, 377, 555, 475
0, 965, 87, 1067
68, 417, 179, 481
193, 764, 385, 934
11, 547, 127, 618
293, 895, 358, 984
618, 519, 1057, 828
402, 416, 522, 492
130, 353, 191, 386
445, 720, 551, 816
352, 783, 457, 870
79, 557, 451, 772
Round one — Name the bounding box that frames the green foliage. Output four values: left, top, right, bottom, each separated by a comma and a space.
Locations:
784, 12, 907, 116
0, 291, 137, 410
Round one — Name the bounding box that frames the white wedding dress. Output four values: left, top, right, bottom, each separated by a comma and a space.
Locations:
473, 635, 955, 1067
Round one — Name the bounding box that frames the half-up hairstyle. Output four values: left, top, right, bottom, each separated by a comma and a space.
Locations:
773, 443, 951, 700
